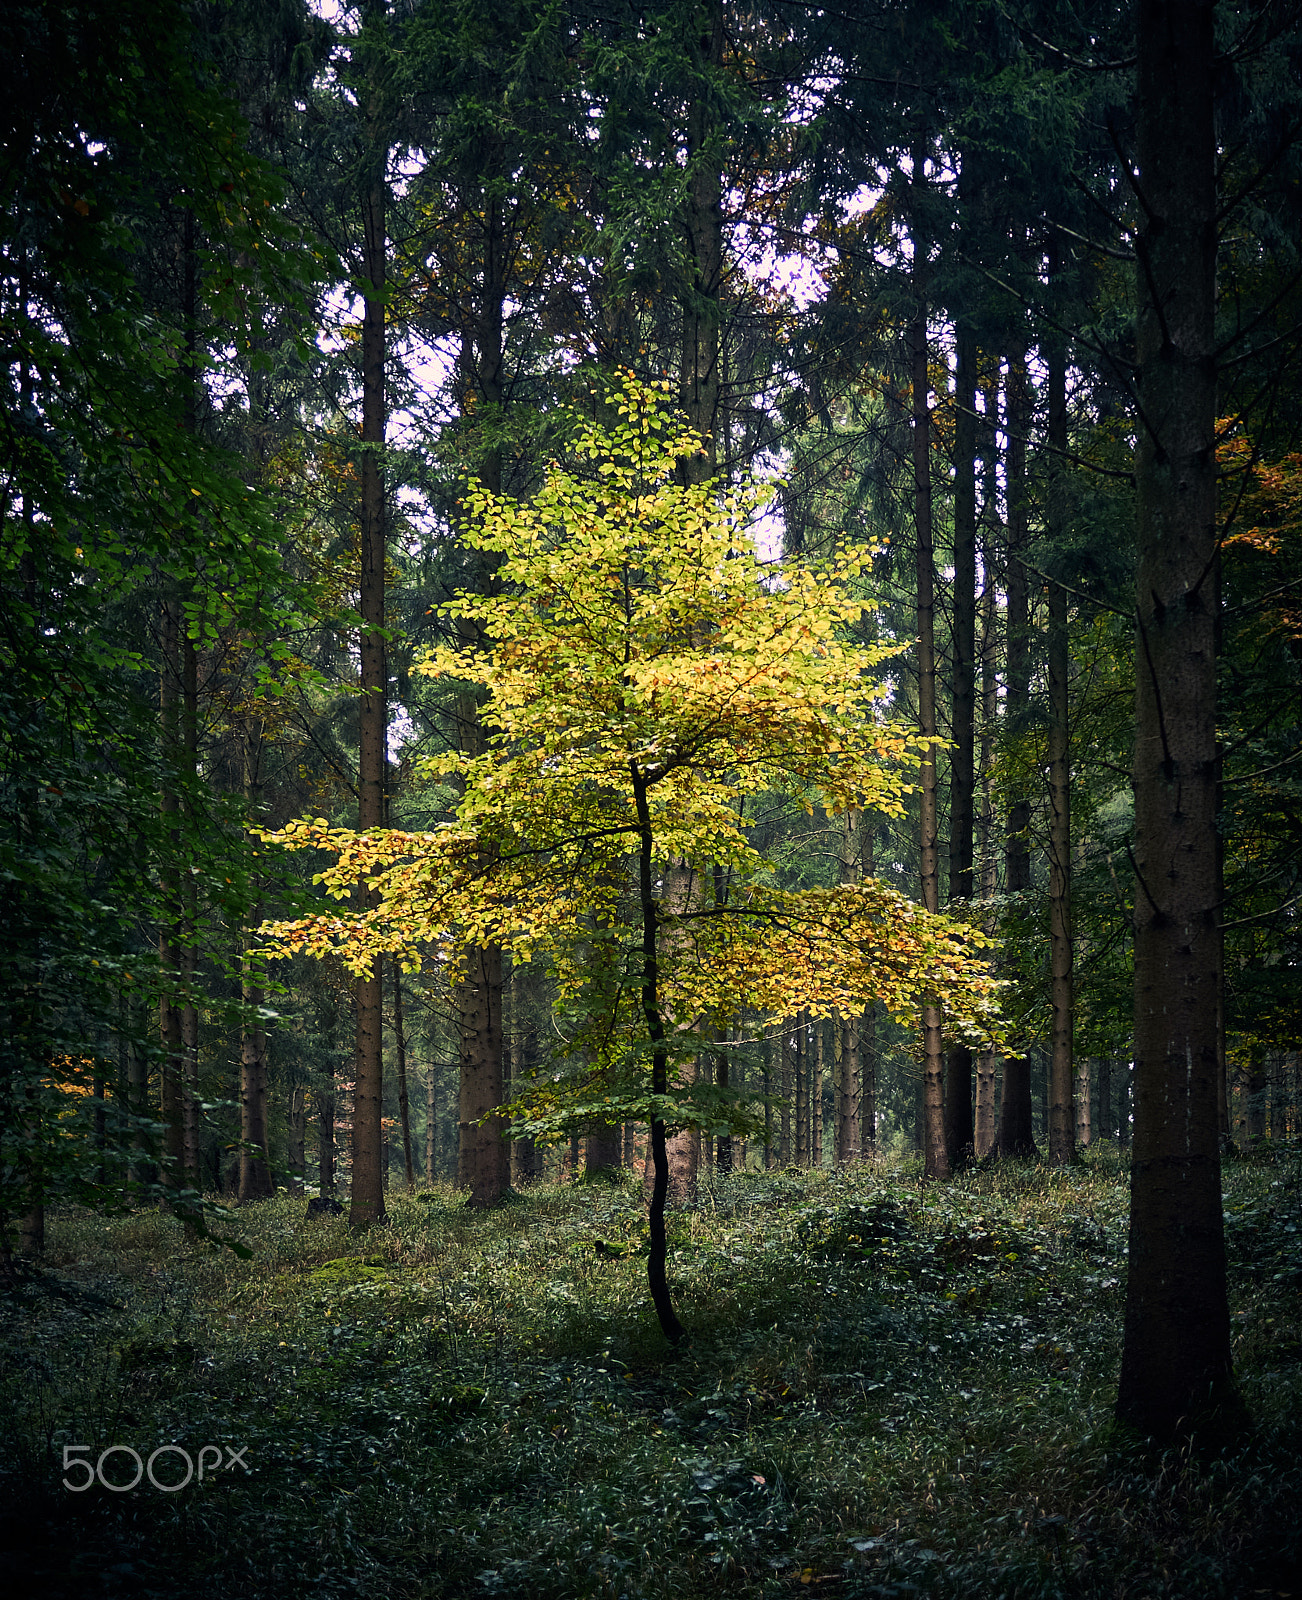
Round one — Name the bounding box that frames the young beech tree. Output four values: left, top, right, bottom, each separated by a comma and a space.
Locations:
262, 374, 1001, 1341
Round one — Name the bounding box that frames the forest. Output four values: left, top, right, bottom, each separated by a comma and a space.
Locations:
2, 0, 1302, 1595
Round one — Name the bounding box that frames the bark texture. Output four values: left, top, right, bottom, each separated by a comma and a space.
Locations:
1046, 336, 1076, 1165
997, 348, 1037, 1159
1116, 0, 1238, 1440
911, 227, 948, 1181
945, 325, 978, 1166
350, 74, 388, 1231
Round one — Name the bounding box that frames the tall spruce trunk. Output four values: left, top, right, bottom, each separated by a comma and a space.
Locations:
350, 116, 388, 1230
680, 0, 724, 481
910, 188, 948, 1180
945, 326, 978, 1166
975, 564, 1000, 1158
1047, 338, 1076, 1165
997, 348, 1037, 1158
1116, 0, 1239, 1440
454, 175, 509, 1208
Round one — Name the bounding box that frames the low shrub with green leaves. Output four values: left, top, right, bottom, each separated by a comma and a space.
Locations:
1, 1147, 1299, 1598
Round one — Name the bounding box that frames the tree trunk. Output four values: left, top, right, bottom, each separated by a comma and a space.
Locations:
910, 171, 948, 1180
1047, 335, 1076, 1165
631, 764, 685, 1343
714, 1030, 733, 1177
794, 1012, 809, 1167
679, 0, 724, 484
392, 960, 415, 1192
812, 1016, 824, 1168
780, 1026, 792, 1164
239, 718, 273, 1202
350, 82, 388, 1231
945, 325, 979, 1167
159, 592, 186, 1189
288, 1087, 306, 1194
1117, 0, 1239, 1440
975, 493, 1000, 1158
457, 943, 508, 1206
763, 1030, 774, 1168
319, 1061, 336, 1199
1076, 1057, 1092, 1147
997, 348, 1037, 1159
860, 1005, 876, 1155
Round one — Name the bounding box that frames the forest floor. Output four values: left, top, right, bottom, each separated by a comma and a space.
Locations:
1, 1146, 1300, 1600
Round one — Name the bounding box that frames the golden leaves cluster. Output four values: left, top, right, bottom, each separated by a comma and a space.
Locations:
260, 372, 1001, 1051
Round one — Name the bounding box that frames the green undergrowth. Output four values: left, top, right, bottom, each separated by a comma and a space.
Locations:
2, 1146, 1300, 1599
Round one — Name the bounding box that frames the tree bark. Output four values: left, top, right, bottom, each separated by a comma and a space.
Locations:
457, 943, 508, 1205
794, 1012, 809, 1167
1047, 334, 1076, 1165
812, 1015, 824, 1168
631, 763, 685, 1343
910, 172, 948, 1180
1117, 0, 1239, 1440
945, 325, 979, 1166
975, 561, 1000, 1158
1076, 1057, 1092, 1147
288, 1087, 306, 1195
997, 348, 1037, 1159
679, 0, 725, 484
392, 959, 415, 1192
350, 72, 388, 1231
238, 717, 273, 1203
319, 1066, 336, 1198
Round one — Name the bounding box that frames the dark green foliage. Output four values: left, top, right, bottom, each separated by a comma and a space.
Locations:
1, 1151, 1300, 1598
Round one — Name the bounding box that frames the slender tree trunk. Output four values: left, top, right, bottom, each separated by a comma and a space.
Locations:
159, 592, 185, 1188
763, 1030, 774, 1168
457, 943, 508, 1205
998, 347, 1037, 1159
288, 1087, 305, 1194
975, 562, 1000, 1157
239, 718, 273, 1202
795, 1013, 809, 1167
679, 0, 725, 483
780, 1027, 792, 1163
452, 173, 511, 1207
1097, 1057, 1113, 1141
512, 976, 542, 1186
425, 1061, 437, 1182
350, 91, 388, 1231
1117, 0, 1238, 1440
319, 1068, 336, 1198
860, 1006, 876, 1155
910, 172, 948, 1179
180, 632, 200, 1182
714, 1030, 734, 1177
1046, 333, 1076, 1165
392, 960, 414, 1192
945, 325, 979, 1166
631, 764, 685, 1343
1076, 1058, 1092, 1147
813, 1016, 824, 1168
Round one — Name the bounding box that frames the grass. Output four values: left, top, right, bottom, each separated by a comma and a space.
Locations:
2, 1145, 1300, 1599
